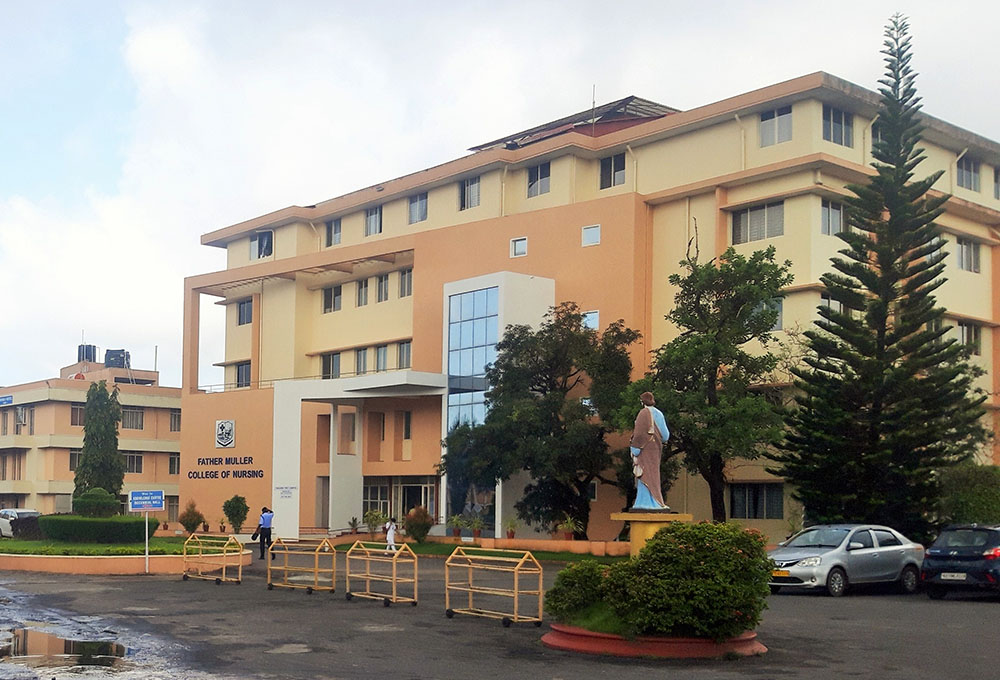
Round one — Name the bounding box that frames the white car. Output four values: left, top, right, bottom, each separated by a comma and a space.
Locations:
0, 508, 40, 538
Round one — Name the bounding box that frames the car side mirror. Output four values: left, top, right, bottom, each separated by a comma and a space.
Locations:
848, 541, 864, 551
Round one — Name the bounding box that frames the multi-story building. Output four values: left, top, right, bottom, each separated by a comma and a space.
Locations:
180, 72, 1000, 543
0, 347, 182, 522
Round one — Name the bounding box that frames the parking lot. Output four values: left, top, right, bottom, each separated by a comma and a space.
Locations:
3, 557, 998, 680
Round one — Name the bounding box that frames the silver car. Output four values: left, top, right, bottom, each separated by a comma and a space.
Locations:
768, 524, 924, 597
0, 508, 40, 538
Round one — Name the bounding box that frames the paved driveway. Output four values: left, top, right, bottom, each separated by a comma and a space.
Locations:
2, 558, 997, 679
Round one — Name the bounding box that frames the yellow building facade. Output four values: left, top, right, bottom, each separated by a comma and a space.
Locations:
0, 349, 182, 522
181, 73, 1000, 543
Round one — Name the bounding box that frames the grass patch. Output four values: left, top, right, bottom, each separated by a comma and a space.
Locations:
334, 540, 624, 563
0, 537, 188, 556
565, 601, 628, 636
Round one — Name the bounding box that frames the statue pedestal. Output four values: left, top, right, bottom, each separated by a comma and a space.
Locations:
610, 512, 694, 557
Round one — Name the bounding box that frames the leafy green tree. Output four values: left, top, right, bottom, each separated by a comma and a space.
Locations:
440, 302, 640, 536
222, 495, 250, 532
74, 380, 125, 498
617, 245, 792, 522
769, 15, 989, 540
938, 464, 1000, 524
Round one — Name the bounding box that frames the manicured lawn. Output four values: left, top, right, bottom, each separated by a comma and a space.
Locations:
0, 537, 188, 556
334, 539, 624, 564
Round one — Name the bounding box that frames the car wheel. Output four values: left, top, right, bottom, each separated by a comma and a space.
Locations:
826, 567, 848, 597
926, 586, 947, 600
897, 565, 919, 594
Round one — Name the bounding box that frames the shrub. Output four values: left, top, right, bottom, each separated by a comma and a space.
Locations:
178, 501, 206, 534
601, 522, 772, 640
222, 495, 250, 533
73, 488, 119, 518
938, 464, 1000, 524
11, 515, 44, 540
545, 560, 606, 621
363, 509, 387, 538
38, 515, 159, 543
404, 506, 433, 543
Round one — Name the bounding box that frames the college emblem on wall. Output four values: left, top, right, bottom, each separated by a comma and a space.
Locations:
215, 420, 235, 448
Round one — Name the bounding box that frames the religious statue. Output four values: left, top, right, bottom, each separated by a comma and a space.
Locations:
629, 391, 671, 511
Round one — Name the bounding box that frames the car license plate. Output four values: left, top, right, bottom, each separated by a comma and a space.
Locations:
772, 569, 790, 577
941, 572, 966, 581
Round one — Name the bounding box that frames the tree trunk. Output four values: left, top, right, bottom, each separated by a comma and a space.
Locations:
705, 453, 727, 523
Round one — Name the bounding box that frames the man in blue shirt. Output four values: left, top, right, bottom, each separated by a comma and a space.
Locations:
255, 507, 274, 559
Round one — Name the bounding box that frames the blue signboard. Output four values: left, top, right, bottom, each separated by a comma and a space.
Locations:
0, 396, 11, 406
129, 490, 165, 512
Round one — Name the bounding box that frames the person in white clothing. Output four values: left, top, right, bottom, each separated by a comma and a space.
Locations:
384, 517, 398, 552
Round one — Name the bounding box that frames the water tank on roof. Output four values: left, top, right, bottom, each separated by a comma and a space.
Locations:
104, 349, 131, 369
77, 344, 98, 363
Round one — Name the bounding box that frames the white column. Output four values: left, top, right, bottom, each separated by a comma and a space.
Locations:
270, 384, 302, 540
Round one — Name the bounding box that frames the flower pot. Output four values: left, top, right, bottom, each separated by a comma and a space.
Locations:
473, 529, 482, 539
563, 532, 574, 540
506, 530, 515, 539
202, 523, 209, 532
451, 528, 461, 537
541, 624, 767, 659
219, 525, 226, 533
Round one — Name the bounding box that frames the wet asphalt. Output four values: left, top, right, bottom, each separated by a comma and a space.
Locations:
2, 555, 998, 680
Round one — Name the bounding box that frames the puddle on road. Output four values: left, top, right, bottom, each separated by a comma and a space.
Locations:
0, 628, 130, 670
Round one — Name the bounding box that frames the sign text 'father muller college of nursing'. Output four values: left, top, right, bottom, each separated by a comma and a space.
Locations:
187, 419, 265, 480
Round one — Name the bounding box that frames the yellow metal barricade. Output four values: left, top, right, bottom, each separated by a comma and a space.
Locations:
267, 537, 337, 594
345, 541, 418, 606
182, 534, 244, 584
444, 547, 543, 627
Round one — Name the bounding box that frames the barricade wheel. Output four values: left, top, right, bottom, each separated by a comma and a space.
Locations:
306, 587, 313, 595
445, 608, 455, 618
215, 578, 222, 585
267, 583, 274, 590
533, 621, 542, 627
182, 574, 189, 581
235, 580, 241, 585
346, 592, 353, 601
411, 601, 418, 607
501, 617, 512, 628
383, 598, 391, 607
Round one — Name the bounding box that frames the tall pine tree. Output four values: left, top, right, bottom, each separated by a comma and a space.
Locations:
74, 380, 126, 497
769, 15, 989, 540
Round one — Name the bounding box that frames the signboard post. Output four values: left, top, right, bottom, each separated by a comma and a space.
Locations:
129, 490, 165, 574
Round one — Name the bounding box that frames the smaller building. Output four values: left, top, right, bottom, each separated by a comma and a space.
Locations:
0, 346, 182, 522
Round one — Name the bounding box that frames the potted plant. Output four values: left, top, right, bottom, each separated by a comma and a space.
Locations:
348, 516, 360, 534
468, 515, 485, 539
202, 521, 210, 532
363, 509, 388, 539
219, 519, 226, 533
556, 514, 582, 540
447, 515, 465, 537
503, 518, 518, 539
178, 501, 205, 535
161, 521, 169, 530
222, 494, 249, 533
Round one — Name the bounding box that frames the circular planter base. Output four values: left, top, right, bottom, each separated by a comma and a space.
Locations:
541, 624, 767, 659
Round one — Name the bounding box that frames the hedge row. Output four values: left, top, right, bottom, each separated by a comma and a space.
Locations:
38, 515, 159, 543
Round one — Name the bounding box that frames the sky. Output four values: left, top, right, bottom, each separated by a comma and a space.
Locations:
1, 0, 998, 389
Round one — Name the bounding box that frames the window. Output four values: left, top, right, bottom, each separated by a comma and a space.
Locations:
759, 106, 792, 147
376, 274, 390, 302
325, 218, 341, 246
730, 483, 783, 519
756, 298, 783, 331
323, 285, 342, 313
399, 268, 413, 298
959, 322, 982, 355
167, 496, 179, 522
169, 453, 180, 475
322, 352, 341, 379
460, 176, 480, 210
510, 237, 527, 258
362, 479, 390, 515
957, 237, 980, 273
1, 410, 5, 435
408, 193, 428, 224
821, 199, 844, 235
235, 361, 251, 388
822, 105, 854, 147
356, 279, 369, 306
375, 345, 388, 372
403, 411, 412, 440
250, 230, 273, 259
599, 153, 625, 189
355, 348, 368, 375
169, 409, 181, 432
581, 224, 601, 246
957, 157, 980, 192
732, 201, 784, 244
851, 530, 874, 549
397, 340, 412, 369
874, 529, 902, 547
527, 162, 550, 197
237, 299, 252, 326
71, 404, 85, 426
820, 293, 843, 314
69, 449, 81, 471
28, 406, 33, 435
365, 206, 382, 236
447, 287, 499, 428
582, 311, 599, 330
124, 452, 143, 474
121, 406, 144, 430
